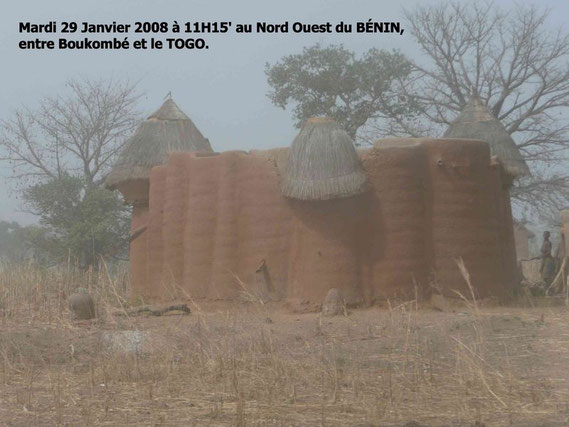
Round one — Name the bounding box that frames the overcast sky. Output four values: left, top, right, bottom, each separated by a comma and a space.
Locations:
1, 0, 569, 224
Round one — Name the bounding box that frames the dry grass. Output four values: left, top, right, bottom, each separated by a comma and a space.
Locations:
1, 261, 569, 426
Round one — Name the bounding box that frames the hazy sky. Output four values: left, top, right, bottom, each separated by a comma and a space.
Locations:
2, 0, 569, 224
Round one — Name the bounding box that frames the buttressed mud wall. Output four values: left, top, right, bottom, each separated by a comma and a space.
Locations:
130, 138, 517, 305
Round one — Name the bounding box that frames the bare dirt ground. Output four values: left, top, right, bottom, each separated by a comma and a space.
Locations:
1, 297, 569, 426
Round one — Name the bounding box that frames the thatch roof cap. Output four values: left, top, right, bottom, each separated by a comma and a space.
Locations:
281, 117, 368, 200
443, 96, 530, 178
148, 98, 191, 121
105, 98, 213, 190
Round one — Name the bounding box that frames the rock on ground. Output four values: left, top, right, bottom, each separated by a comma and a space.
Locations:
430, 293, 450, 312
68, 288, 95, 319
322, 288, 344, 316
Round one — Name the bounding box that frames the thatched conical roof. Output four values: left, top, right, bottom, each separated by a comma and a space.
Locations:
105, 98, 213, 190
443, 96, 530, 178
281, 117, 368, 200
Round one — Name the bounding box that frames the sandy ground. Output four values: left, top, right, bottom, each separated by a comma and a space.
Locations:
1, 300, 569, 426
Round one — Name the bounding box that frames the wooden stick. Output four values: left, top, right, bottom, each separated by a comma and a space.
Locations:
546, 257, 567, 295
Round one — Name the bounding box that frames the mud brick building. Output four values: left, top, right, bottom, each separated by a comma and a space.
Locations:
107, 97, 528, 307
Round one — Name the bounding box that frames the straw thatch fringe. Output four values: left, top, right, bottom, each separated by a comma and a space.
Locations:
443, 96, 530, 178
282, 117, 368, 200
106, 99, 212, 189
282, 172, 369, 201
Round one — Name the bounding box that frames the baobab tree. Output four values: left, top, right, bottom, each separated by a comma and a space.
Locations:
265, 44, 418, 144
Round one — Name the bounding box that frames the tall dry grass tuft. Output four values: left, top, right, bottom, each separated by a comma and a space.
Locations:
0, 259, 130, 322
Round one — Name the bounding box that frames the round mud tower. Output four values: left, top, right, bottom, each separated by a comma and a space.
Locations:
423, 138, 505, 299
443, 96, 527, 300
68, 288, 95, 320
284, 117, 368, 308
105, 97, 214, 303
361, 141, 429, 301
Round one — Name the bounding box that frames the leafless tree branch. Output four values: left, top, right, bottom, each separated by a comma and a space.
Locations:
0, 77, 142, 189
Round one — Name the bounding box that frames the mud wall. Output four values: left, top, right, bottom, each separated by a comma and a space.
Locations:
138, 151, 293, 300
146, 166, 167, 300
286, 197, 366, 309
422, 139, 506, 299
360, 141, 430, 301
129, 138, 517, 303
129, 203, 148, 301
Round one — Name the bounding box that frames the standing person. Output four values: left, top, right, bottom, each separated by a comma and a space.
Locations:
540, 231, 557, 287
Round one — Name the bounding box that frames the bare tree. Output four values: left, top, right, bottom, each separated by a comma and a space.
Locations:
369, 2, 569, 219
0, 78, 141, 265
0, 77, 141, 189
